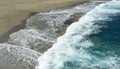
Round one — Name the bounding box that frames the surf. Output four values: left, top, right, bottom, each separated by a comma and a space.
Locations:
36, 1, 120, 69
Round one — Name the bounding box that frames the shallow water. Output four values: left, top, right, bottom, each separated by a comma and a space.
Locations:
0, 0, 88, 37
8, 0, 105, 53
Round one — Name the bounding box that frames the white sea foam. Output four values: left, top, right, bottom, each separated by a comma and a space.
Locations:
36, 1, 120, 69
9, 1, 96, 53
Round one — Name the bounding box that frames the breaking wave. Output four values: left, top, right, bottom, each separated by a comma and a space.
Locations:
36, 1, 120, 69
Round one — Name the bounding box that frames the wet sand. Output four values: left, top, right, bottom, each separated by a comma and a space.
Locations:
0, 0, 88, 37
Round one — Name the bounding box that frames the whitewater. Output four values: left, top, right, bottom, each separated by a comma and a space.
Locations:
36, 1, 120, 69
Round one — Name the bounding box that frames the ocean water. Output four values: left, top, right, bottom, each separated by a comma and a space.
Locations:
36, 1, 120, 69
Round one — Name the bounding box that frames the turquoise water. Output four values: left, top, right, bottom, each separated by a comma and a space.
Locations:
37, 1, 120, 69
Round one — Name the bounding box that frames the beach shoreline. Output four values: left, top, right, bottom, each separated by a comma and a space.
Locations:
0, 0, 89, 43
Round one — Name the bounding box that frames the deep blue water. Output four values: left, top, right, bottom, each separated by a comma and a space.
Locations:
37, 1, 120, 69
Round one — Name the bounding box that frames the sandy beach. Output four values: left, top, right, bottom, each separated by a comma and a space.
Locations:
0, 0, 88, 38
